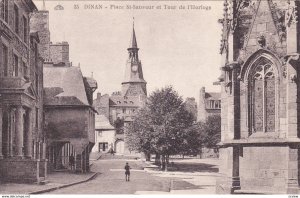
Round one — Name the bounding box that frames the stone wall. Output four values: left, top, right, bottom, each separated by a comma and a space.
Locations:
94, 93, 110, 119
0, 159, 40, 183
45, 108, 89, 139
216, 0, 300, 194
39, 159, 47, 178
30, 11, 50, 61
49, 42, 69, 65
239, 146, 288, 193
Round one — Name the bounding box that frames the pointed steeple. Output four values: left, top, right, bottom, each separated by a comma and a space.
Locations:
130, 19, 138, 49
122, 20, 147, 97
127, 19, 140, 64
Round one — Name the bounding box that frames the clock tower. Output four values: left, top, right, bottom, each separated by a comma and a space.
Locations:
121, 23, 147, 97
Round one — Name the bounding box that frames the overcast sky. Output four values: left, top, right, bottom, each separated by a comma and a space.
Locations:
33, 0, 223, 100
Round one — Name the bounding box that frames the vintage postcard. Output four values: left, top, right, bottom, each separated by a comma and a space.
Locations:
0, 0, 298, 196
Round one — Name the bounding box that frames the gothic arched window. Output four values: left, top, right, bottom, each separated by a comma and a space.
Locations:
249, 58, 276, 134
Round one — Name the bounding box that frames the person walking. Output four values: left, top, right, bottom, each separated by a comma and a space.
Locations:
124, 162, 131, 181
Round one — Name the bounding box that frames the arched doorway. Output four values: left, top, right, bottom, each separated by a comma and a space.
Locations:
115, 140, 124, 154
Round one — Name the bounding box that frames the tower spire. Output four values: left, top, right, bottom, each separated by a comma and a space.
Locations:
130, 18, 138, 49
122, 20, 147, 96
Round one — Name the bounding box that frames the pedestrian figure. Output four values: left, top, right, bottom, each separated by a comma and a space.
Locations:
109, 148, 115, 156
125, 162, 131, 181
69, 154, 75, 170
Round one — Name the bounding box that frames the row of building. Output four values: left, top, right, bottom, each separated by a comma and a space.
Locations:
0, 0, 223, 185
0, 0, 97, 183
91, 29, 222, 154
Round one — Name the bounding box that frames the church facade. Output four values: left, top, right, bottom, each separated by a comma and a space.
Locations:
217, 0, 300, 194
94, 25, 147, 155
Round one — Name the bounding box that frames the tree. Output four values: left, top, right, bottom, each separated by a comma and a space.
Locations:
114, 117, 124, 134
126, 86, 195, 171
193, 114, 221, 158
126, 108, 154, 159
203, 114, 221, 149
180, 122, 207, 157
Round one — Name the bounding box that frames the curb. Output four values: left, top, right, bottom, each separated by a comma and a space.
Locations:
29, 172, 99, 194
96, 154, 102, 160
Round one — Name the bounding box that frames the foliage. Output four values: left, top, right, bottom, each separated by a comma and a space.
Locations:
126, 86, 198, 170
180, 122, 207, 156
203, 114, 221, 148
126, 87, 221, 170
114, 117, 124, 134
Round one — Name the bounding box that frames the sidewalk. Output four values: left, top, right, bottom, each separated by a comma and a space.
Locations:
0, 171, 98, 194
137, 158, 220, 194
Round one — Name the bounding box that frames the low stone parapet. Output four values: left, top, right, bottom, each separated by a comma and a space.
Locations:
0, 158, 43, 183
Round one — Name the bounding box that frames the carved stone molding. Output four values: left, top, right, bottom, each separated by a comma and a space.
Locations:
286, 1, 298, 27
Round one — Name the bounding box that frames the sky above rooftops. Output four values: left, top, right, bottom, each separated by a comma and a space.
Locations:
33, 0, 223, 100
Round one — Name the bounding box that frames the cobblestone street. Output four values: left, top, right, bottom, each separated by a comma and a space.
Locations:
46, 156, 219, 194
48, 158, 172, 194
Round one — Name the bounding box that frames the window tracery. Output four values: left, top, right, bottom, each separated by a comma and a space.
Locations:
249, 58, 276, 134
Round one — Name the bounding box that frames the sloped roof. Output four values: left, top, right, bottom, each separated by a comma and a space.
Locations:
109, 95, 141, 107
84, 77, 98, 89
44, 66, 89, 106
205, 92, 221, 100
95, 114, 115, 130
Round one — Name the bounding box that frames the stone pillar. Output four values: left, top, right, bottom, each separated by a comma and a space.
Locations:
216, 146, 240, 194
286, 58, 298, 138
227, 66, 238, 140
286, 1, 297, 54
232, 146, 240, 190
86, 145, 90, 172
15, 106, 24, 158
25, 109, 33, 158
0, 108, 3, 159
75, 154, 82, 173
42, 142, 46, 159
82, 148, 86, 173
287, 146, 299, 194
9, 108, 15, 157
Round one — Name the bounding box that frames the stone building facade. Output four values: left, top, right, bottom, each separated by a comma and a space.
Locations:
216, 0, 300, 194
44, 64, 97, 173
0, 0, 46, 183
197, 87, 221, 122
49, 41, 70, 66
94, 25, 147, 154
31, 8, 97, 173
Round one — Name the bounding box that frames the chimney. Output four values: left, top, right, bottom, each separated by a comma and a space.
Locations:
197, 87, 206, 122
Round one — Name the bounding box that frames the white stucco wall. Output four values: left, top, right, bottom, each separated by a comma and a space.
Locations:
92, 129, 116, 152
